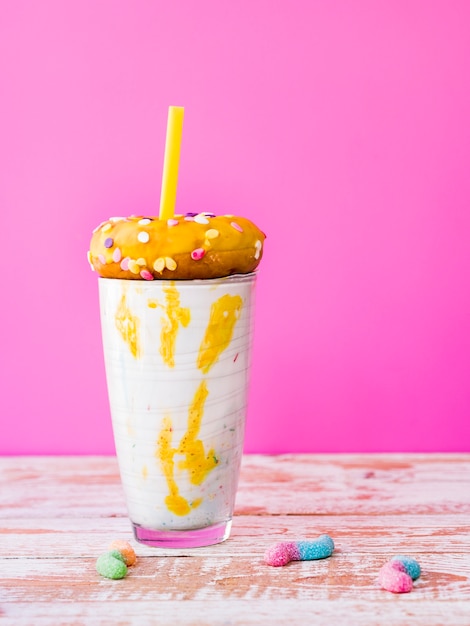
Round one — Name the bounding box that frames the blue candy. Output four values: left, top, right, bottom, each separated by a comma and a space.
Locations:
296, 534, 335, 561
391, 555, 421, 580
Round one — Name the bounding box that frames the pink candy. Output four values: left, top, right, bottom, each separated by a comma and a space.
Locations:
264, 542, 297, 567
140, 269, 154, 280
378, 560, 413, 593
230, 221, 243, 232
191, 248, 206, 261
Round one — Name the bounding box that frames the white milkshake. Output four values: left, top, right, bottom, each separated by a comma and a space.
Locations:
99, 273, 256, 547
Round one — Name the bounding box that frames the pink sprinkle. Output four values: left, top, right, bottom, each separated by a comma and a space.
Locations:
264, 542, 297, 567
98, 254, 106, 265
378, 561, 413, 593
120, 257, 130, 271
167, 219, 179, 227
230, 221, 243, 233
191, 248, 206, 261
113, 247, 122, 263
184, 216, 195, 222
140, 269, 154, 280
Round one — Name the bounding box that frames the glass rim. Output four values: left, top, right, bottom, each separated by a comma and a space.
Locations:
97, 271, 258, 287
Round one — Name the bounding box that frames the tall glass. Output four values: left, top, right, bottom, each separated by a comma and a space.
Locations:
98, 273, 256, 548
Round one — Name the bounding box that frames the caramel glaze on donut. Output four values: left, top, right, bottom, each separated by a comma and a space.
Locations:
88, 213, 265, 280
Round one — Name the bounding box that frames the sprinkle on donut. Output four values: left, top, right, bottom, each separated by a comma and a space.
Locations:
137, 231, 150, 243
191, 248, 206, 261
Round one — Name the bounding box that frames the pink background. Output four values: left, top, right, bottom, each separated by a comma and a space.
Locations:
1, 1, 469, 454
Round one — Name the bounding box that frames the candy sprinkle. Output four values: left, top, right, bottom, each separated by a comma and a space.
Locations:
96, 552, 128, 580
137, 231, 150, 243
165, 257, 177, 271
138, 218, 152, 225
194, 214, 209, 224
264, 534, 335, 567
391, 556, 421, 581
191, 248, 206, 261
128, 260, 140, 274
167, 219, 179, 227
120, 257, 130, 271
205, 229, 219, 239
108, 550, 126, 564
108, 540, 137, 566
153, 258, 165, 273
104, 238, 114, 248
113, 247, 122, 263
98, 254, 106, 265
140, 269, 154, 280
230, 222, 243, 233
378, 561, 413, 594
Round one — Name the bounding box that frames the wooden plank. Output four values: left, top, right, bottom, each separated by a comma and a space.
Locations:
1, 454, 469, 518
2, 551, 470, 597
0, 515, 469, 558
1, 562, 470, 626
236, 453, 470, 515
2, 599, 470, 626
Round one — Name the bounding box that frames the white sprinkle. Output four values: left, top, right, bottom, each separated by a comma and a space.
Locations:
194, 214, 209, 224
165, 257, 177, 271
128, 260, 140, 274
153, 258, 165, 273
137, 231, 150, 243
138, 218, 152, 225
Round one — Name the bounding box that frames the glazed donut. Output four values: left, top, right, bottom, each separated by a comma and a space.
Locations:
88, 212, 265, 280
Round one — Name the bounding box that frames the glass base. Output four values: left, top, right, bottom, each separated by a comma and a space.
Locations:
132, 520, 232, 548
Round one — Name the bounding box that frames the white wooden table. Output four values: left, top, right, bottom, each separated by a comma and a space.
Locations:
1, 454, 469, 625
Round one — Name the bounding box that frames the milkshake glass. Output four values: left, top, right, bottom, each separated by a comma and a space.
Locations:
98, 272, 256, 547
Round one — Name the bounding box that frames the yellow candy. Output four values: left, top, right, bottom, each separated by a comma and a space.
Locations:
128, 260, 140, 274
153, 258, 165, 273
165, 257, 177, 271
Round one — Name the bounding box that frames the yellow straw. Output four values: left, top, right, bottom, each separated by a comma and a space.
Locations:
159, 106, 185, 220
